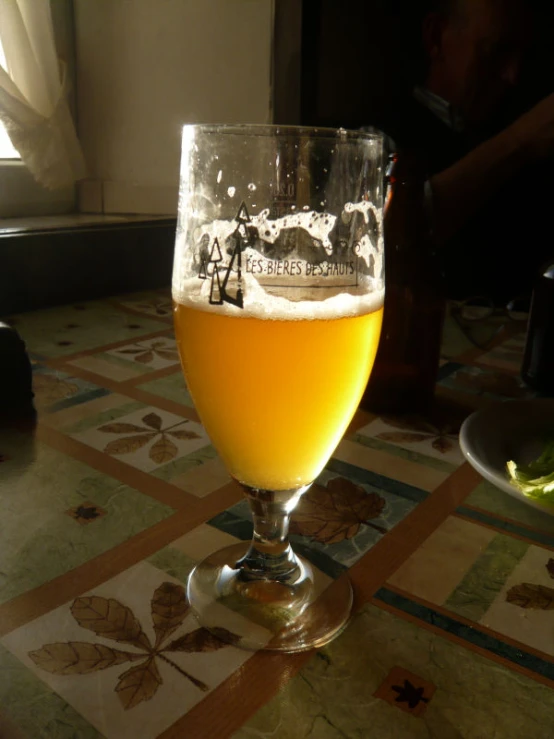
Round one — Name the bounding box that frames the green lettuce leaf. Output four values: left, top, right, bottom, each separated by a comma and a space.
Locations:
507, 438, 554, 502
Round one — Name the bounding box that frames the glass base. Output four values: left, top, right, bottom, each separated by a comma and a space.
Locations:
187, 542, 353, 652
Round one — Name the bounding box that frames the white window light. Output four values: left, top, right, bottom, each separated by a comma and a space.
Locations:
0, 14, 76, 220
0, 39, 19, 160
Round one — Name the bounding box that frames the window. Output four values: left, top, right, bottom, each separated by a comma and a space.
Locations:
0, 41, 19, 159
0, 2, 76, 220
0, 123, 18, 160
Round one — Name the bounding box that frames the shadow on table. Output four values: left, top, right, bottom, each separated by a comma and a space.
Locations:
0, 414, 38, 486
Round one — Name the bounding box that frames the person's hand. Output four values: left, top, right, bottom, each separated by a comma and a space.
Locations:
509, 93, 554, 158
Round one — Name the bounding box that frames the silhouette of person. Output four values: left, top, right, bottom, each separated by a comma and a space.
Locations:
373, 0, 553, 301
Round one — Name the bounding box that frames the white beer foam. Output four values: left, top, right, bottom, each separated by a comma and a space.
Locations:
173, 203, 384, 319
177, 203, 381, 255
176, 208, 339, 257
173, 275, 384, 321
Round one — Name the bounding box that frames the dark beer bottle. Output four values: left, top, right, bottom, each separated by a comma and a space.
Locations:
521, 258, 554, 394
361, 152, 445, 414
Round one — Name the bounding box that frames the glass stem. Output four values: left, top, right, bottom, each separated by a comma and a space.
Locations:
237, 483, 311, 583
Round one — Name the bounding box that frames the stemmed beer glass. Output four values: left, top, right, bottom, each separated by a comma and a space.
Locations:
173, 125, 384, 652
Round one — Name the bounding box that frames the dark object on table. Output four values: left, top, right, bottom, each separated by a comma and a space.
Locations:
522, 259, 554, 395
0, 322, 35, 418
361, 152, 445, 414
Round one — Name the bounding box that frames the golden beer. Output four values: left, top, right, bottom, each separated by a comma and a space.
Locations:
174, 299, 383, 491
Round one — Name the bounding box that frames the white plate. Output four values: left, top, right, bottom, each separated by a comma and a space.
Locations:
459, 398, 554, 514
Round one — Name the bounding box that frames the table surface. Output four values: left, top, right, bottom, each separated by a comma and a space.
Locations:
1, 289, 553, 739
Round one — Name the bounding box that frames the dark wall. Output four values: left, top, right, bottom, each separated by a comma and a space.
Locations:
301, 0, 394, 129
301, 1, 554, 131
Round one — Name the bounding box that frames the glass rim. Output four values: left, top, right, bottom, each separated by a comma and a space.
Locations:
181, 123, 383, 143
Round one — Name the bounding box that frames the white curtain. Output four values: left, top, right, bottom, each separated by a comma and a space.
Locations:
0, 0, 85, 189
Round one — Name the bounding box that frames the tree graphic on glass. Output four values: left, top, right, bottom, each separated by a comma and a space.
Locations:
172, 124, 384, 651
205, 237, 223, 305
199, 202, 252, 308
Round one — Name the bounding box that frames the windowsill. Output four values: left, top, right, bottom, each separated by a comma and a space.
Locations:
0, 212, 175, 236
0, 216, 177, 315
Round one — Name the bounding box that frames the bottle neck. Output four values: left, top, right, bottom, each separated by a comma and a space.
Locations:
387, 150, 429, 186
385, 155, 432, 244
